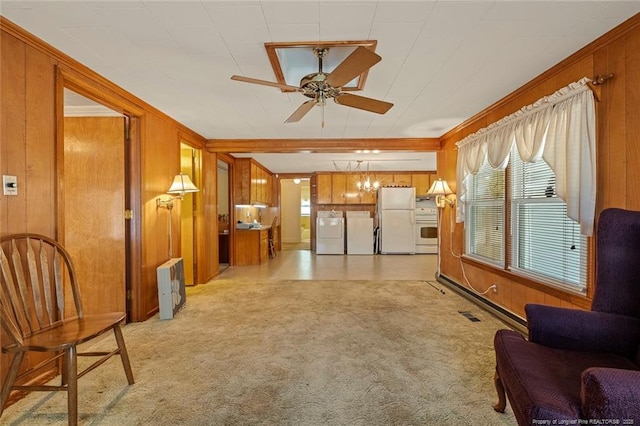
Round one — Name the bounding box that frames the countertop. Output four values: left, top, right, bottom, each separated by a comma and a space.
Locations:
236, 225, 270, 231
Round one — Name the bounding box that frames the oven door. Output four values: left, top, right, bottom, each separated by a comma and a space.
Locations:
415, 220, 438, 253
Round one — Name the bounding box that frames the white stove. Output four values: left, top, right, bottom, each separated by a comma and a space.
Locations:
415, 199, 438, 254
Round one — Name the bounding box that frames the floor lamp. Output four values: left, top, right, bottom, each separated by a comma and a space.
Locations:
426, 178, 455, 278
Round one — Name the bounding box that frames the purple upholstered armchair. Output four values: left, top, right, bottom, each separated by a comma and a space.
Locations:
493, 208, 640, 425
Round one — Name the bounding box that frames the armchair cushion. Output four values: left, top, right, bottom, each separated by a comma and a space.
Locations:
581, 367, 640, 420
494, 330, 639, 424
526, 304, 640, 359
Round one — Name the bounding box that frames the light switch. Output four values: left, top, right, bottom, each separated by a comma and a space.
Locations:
3, 175, 17, 196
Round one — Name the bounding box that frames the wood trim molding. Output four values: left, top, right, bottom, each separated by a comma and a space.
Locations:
207, 138, 441, 153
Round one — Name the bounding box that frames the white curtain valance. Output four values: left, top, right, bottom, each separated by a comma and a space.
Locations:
455, 77, 596, 236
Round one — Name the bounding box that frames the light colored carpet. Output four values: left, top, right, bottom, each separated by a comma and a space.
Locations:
2, 279, 516, 425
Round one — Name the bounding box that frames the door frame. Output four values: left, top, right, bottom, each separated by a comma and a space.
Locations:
56, 67, 144, 321
177, 141, 201, 285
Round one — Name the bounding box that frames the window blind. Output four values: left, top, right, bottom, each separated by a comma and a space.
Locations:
510, 146, 587, 292
465, 159, 505, 265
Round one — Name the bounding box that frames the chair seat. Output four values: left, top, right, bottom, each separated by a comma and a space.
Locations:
4, 313, 126, 353
495, 330, 640, 422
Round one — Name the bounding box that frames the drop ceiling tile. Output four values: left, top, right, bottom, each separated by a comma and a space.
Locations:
61, 26, 139, 68
387, 37, 463, 98
318, 1, 377, 38
482, 1, 602, 23
86, 1, 146, 10
373, 1, 436, 23
92, 7, 174, 45
420, 1, 492, 38
370, 22, 424, 60
192, 55, 241, 78
567, 17, 632, 44
204, 4, 270, 43
165, 26, 227, 56
262, 1, 320, 24
7, 1, 103, 28
268, 23, 320, 42
143, 2, 214, 27
227, 42, 271, 68
598, 2, 640, 19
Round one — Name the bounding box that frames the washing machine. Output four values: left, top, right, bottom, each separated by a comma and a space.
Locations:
346, 211, 374, 255
316, 211, 344, 254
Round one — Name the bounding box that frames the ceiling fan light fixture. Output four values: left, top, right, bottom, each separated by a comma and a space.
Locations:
230, 41, 393, 126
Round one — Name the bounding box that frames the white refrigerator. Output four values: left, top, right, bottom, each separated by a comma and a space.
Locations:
377, 187, 416, 254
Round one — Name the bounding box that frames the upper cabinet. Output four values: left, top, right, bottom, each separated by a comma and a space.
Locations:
411, 173, 432, 196
234, 158, 273, 206
316, 174, 332, 204
315, 172, 436, 205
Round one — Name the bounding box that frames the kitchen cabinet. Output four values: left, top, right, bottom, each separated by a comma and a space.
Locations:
314, 171, 435, 205
234, 227, 270, 265
234, 158, 272, 206
316, 174, 332, 204
392, 174, 413, 187
346, 173, 362, 204
331, 174, 347, 204
412, 173, 431, 196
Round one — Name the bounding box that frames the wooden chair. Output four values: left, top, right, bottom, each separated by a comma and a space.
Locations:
268, 216, 278, 259
0, 233, 134, 425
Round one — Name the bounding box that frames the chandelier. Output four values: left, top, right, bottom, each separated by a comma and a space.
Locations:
332, 160, 381, 194
354, 160, 380, 194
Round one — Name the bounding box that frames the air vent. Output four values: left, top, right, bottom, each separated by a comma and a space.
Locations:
459, 311, 481, 322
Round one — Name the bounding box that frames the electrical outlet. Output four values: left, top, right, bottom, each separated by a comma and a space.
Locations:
491, 284, 498, 293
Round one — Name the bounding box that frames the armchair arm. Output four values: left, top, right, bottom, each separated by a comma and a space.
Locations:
581, 367, 640, 421
526, 304, 640, 358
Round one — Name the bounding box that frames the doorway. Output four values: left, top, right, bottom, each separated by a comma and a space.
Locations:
179, 143, 201, 285
62, 88, 129, 315
280, 178, 310, 250
217, 159, 231, 271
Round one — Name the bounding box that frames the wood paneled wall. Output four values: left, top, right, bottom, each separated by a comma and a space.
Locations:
1, 28, 57, 237
1, 18, 214, 326
438, 14, 640, 319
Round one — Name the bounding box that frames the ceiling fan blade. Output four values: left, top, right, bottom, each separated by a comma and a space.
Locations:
325, 46, 381, 88
285, 100, 316, 123
334, 93, 393, 114
231, 75, 300, 91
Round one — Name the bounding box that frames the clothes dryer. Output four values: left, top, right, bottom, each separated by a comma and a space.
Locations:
346, 211, 373, 255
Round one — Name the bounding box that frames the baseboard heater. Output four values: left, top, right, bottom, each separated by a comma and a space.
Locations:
437, 274, 527, 336
156, 257, 186, 320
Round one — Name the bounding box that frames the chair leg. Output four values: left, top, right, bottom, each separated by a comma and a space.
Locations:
64, 346, 78, 426
0, 351, 25, 417
493, 369, 507, 413
113, 324, 135, 385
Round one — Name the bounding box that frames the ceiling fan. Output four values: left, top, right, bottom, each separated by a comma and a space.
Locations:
231, 46, 393, 125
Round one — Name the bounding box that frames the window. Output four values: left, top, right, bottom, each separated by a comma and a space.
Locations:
510, 146, 587, 293
465, 160, 505, 266
464, 145, 588, 294
301, 199, 311, 216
